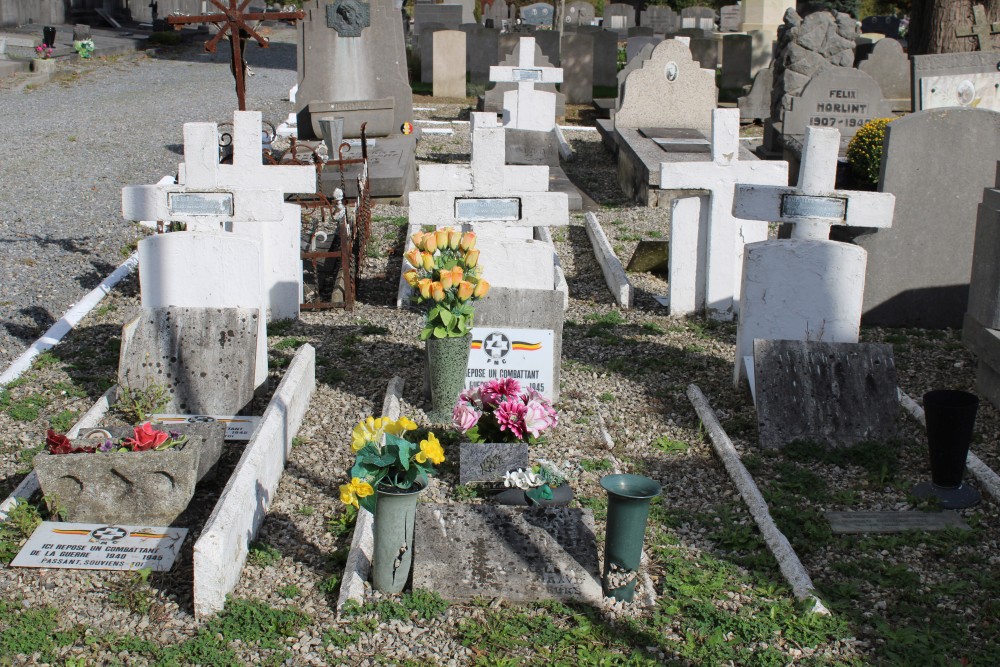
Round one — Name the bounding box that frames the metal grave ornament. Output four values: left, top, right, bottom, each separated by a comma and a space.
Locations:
326, 0, 370, 37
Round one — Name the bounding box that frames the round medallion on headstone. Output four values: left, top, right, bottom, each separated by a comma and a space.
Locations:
90, 526, 128, 543
483, 331, 511, 365
325, 0, 371, 38
664, 61, 678, 82
957, 80, 976, 106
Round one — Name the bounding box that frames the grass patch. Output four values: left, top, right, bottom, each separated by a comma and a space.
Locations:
0, 499, 42, 565
651, 435, 689, 455
247, 541, 283, 567
579, 458, 613, 473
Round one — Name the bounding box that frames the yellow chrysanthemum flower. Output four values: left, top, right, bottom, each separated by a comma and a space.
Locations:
415, 432, 445, 465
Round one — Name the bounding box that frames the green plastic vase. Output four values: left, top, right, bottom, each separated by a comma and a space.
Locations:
600, 474, 661, 601
372, 479, 426, 593
425, 333, 472, 423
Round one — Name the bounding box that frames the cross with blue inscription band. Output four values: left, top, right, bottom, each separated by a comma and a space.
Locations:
732, 126, 896, 241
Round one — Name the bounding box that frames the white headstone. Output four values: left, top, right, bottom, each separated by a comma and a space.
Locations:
489, 36, 564, 131
660, 109, 788, 320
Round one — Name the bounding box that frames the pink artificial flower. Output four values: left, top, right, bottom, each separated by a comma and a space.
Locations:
453, 402, 482, 432
457, 386, 482, 408
523, 388, 558, 428
522, 400, 552, 439
481, 378, 521, 407
495, 399, 527, 440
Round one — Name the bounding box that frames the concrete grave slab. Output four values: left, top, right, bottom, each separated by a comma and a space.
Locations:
825, 511, 968, 534
412, 504, 603, 602
753, 340, 898, 449
119, 307, 258, 415
459, 442, 529, 484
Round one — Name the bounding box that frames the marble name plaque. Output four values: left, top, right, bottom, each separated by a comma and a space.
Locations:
455, 198, 521, 221
513, 68, 543, 82
11, 522, 187, 572
168, 192, 234, 216
781, 194, 847, 221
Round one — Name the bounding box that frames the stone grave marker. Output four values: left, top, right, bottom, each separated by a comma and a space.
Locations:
592, 29, 618, 89
433, 30, 467, 98
859, 15, 900, 38
719, 5, 741, 32
660, 109, 788, 320
626, 35, 661, 62
680, 6, 715, 31
781, 67, 892, 149
419, 23, 446, 83
459, 442, 529, 485
12, 523, 189, 572
520, 2, 554, 27
753, 340, 898, 449
640, 6, 678, 33
463, 26, 500, 85
628, 26, 654, 37
564, 0, 595, 26
489, 36, 564, 131
731, 126, 895, 386
615, 38, 716, 130
826, 511, 969, 534
483, 41, 565, 118
466, 324, 556, 397
296, 0, 413, 138
484, 0, 509, 28
857, 37, 911, 111
912, 51, 1000, 113
603, 3, 635, 33
720, 33, 753, 90
844, 108, 1000, 329
119, 307, 259, 415
561, 32, 594, 103
962, 179, 1000, 409
453, 0, 475, 24
740, 0, 791, 73
616, 41, 655, 102
412, 504, 602, 602
413, 2, 462, 36
738, 65, 772, 122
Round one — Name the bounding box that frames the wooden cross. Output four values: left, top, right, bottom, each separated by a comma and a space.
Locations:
166, 0, 304, 110
955, 4, 1000, 51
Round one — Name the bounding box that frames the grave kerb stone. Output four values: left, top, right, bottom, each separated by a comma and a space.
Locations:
660, 108, 788, 319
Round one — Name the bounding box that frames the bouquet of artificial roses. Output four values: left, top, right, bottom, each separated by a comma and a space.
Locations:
452, 378, 557, 444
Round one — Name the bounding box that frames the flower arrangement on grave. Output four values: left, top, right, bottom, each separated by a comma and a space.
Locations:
453, 378, 558, 444
45, 423, 188, 455
846, 117, 896, 186
403, 227, 490, 341
74, 38, 95, 59
34, 45, 54, 59
502, 463, 567, 505
339, 415, 445, 513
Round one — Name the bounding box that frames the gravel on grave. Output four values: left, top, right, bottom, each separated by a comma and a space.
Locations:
0, 35, 998, 666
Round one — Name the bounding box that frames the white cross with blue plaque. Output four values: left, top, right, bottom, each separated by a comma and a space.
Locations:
488, 36, 563, 132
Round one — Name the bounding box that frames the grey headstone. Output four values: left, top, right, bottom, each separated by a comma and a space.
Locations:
640, 6, 678, 33
412, 504, 602, 602
857, 38, 911, 109
603, 3, 635, 33
626, 240, 669, 273
719, 5, 741, 32
781, 67, 892, 145
617, 41, 655, 102
413, 3, 462, 36
680, 6, 715, 31
826, 511, 969, 534
458, 442, 529, 484
519, 2, 554, 27
72, 24, 91, 41
592, 29, 619, 89
561, 32, 594, 103
419, 22, 446, 83
464, 26, 500, 85
318, 133, 417, 200
626, 36, 661, 63
845, 108, 1000, 329
738, 65, 773, 121
297, 0, 413, 139
967, 187, 1000, 329
911, 51, 1000, 113
118, 307, 258, 415
505, 127, 560, 166
687, 35, 719, 69
720, 33, 753, 90
753, 340, 899, 450
564, 0, 595, 26
627, 26, 654, 37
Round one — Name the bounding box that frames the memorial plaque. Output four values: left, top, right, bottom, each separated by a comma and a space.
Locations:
467, 327, 555, 399
412, 504, 602, 602
167, 192, 234, 216
782, 68, 892, 141
513, 68, 543, 82
459, 442, 529, 485
455, 198, 521, 221
826, 511, 970, 534
11, 522, 187, 572
753, 340, 899, 449
920, 73, 1000, 113
326, 0, 371, 37
781, 195, 847, 221
151, 414, 261, 441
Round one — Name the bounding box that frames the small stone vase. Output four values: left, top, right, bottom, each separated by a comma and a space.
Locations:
425, 333, 472, 423
372, 479, 426, 593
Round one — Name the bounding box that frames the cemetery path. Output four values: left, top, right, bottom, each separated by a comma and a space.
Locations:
0, 28, 298, 369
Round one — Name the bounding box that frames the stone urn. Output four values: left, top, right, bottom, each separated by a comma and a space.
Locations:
33, 423, 225, 525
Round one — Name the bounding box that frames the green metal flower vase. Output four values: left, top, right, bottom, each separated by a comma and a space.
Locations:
600, 474, 661, 602
425, 333, 472, 423
372, 479, 426, 594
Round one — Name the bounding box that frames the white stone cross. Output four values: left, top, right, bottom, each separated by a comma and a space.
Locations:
489, 37, 563, 132
660, 108, 789, 320
409, 112, 568, 229
733, 126, 895, 241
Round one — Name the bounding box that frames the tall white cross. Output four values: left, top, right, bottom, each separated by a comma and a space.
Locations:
489, 37, 563, 132
730, 126, 897, 388
660, 108, 788, 320
733, 127, 896, 240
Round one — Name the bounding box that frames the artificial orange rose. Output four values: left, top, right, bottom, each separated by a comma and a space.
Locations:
460, 231, 477, 252
418, 278, 432, 299
440, 270, 455, 290
474, 279, 490, 298
421, 252, 435, 271
405, 248, 421, 269
465, 248, 480, 268
423, 233, 438, 254
451, 266, 464, 283
448, 229, 462, 250
457, 280, 474, 301
411, 231, 425, 249
431, 281, 445, 302
435, 228, 449, 250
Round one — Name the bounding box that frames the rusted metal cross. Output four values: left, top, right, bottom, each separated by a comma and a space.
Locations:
955, 4, 1000, 51
166, 0, 304, 110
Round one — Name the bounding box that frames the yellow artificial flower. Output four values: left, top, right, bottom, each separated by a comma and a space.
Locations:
457, 280, 474, 301
435, 228, 449, 250
465, 248, 480, 268
424, 233, 438, 253
474, 279, 490, 298
415, 432, 445, 465
351, 416, 387, 451
384, 416, 417, 436
448, 229, 462, 250
339, 477, 374, 508
403, 270, 418, 287
460, 231, 476, 252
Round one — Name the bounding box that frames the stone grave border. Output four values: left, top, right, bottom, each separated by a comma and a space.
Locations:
584, 212, 634, 308
0, 346, 317, 620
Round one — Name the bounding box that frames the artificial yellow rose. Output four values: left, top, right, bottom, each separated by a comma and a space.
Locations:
460, 231, 476, 252
411, 231, 426, 249
415, 432, 445, 465
403, 270, 418, 287
440, 270, 455, 290
448, 229, 462, 250
465, 248, 480, 268
474, 279, 490, 298
457, 280, 474, 301
418, 278, 432, 299
405, 248, 422, 270
431, 281, 445, 302
435, 228, 449, 250
421, 252, 435, 271
424, 233, 438, 253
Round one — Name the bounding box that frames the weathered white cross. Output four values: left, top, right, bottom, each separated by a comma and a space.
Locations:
730, 126, 897, 388
733, 126, 895, 241
660, 108, 788, 320
489, 37, 563, 132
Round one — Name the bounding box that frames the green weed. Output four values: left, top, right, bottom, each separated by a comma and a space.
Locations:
117, 384, 170, 423
0, 499, 42, 564
247, 541, 282, 567
579, 458, 613, 473
652, 436, 689, 454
